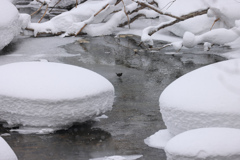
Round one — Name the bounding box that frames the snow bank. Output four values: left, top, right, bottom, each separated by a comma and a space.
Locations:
0, 137, 18, 160
160, 59, 240, 136
165, 128, 240, 160
0, 0, 20, 50
0, 62, 114, 133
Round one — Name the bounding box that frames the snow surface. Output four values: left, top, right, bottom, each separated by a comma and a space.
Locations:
0, 0, 20, 50
0, 62, 114, 132
160, 59, 240, 136
89, 155, 142, 160
165, 128, 240, 160
0, 137, 18, 160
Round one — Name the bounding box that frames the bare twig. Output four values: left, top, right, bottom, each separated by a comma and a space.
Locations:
75, 3, 109, 36
38, 4, 49, 23
210, 18, 219, 30
49, 0, 61, 13
31, 3, 44, 16
76, 0, 78, 8
160, 0, 176, 10
121, 0, 130, 29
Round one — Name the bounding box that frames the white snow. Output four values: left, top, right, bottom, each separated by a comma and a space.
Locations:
0, 62, 114, 132
165, 128, 240, 160
0, 0, 20, 50
0, 137, 18, 160
160, 59, 240, 136
89, 155, 143, 160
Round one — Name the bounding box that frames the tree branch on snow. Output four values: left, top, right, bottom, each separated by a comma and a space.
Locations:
75, 3, 110, 36
73, 0, 123, 36
132, 0, 182, 20
141, 8, 209, 47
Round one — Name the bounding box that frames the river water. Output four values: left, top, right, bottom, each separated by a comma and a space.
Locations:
0, 34, 226, 160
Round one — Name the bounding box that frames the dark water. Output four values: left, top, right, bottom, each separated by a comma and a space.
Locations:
0, 34, 226, 160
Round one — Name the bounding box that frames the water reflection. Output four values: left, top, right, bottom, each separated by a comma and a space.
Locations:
3, 121, 114, 160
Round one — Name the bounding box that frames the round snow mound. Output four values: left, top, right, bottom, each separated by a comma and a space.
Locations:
160, 59, 240, 136
0, 0, 20, 50
0, 137, 18, 160
0, 62, 114, 128
165, 128, 240, 160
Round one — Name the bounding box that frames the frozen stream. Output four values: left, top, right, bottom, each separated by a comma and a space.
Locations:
0, 35, 226, 160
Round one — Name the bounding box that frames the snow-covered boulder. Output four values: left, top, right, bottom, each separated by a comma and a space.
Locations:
165, 128, 240, 160
0, 137, 18, 160
0, 0, 21, 50
0, 62, 114, 133
160, 59, 240, 136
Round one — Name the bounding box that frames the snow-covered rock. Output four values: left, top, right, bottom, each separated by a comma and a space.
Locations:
165, 128, 240, 160
0, 62, 114, 133
0, 137, 18, 160
0, 0, 21, 50
160, 59, 240, 136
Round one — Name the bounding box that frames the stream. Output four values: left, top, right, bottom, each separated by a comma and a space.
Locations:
0, 34, 226, 160
0, 1, 229, 159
